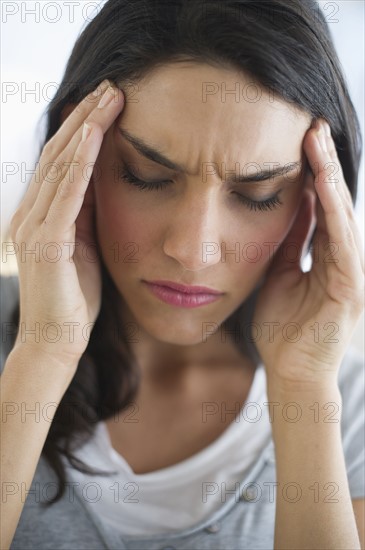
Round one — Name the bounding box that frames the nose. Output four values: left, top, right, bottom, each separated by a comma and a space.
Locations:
162, 187, 223, 271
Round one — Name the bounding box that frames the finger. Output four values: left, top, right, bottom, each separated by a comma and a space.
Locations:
19, 79, 111, 213
323, 121, 354, 211
53, 80, 111, 154
323, 121, 364, 273
303, 119, 342, 269
29, 86, 124, 225
305, 119, 362, 282
42, 122, 102, 239
52, 85, 124, 183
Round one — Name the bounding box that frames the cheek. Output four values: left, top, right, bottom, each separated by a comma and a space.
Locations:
94, 187, 159, 267
94, 131, 302, 277
93, 136, 159, 264
255, 210, 298, 260
228, 195, 302, 280
95, 196, 298, 269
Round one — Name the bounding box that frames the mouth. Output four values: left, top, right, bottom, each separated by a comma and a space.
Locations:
142, 280, 224, 308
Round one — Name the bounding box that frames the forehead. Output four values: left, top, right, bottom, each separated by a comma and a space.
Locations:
118, 62, 312, 170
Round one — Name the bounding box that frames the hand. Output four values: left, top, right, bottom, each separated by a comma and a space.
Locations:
252, 118, 364, 391
9, 79, 125, 369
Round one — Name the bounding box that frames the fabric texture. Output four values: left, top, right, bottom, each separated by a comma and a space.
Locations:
63, 363, 271, 536
1, 274, 364, 550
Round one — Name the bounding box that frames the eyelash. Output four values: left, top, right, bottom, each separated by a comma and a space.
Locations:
117, 167, 283, 212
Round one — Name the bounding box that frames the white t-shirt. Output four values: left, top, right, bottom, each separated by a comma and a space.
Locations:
64, 362, 272, 536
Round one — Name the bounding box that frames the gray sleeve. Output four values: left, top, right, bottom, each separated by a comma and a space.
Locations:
338, 346, 365, 499
0, 274, 19, 374
10, 455, 110, 550
1, 274, 111, 549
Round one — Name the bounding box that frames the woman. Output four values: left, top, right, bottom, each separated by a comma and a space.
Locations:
1, 0, 364, 548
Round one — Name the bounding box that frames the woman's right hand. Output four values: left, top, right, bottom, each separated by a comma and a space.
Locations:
9, 79, 125, 371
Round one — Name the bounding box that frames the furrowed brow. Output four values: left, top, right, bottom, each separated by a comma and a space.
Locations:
118, 127, 185, 171
233, 161, 303, 183
117, 127, 302, 184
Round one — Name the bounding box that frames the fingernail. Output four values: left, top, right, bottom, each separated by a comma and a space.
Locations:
92, 79, 110, 97
97, 86, 117, 109
82, 122, 92, 142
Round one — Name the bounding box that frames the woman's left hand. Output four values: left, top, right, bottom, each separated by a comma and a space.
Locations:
253, 118, 364, 391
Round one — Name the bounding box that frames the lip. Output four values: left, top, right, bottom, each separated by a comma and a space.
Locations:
144, 279, 224, 295
142, 280, 224, 309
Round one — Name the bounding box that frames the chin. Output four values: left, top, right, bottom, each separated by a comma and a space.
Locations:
138, 316, 217, 347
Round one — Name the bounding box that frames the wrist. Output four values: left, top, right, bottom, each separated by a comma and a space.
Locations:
266, 367, 341, 397
3, 344, 79, 397
266, 374, 342, 438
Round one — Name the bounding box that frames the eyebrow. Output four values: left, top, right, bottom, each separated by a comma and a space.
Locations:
117, 126, 303, 184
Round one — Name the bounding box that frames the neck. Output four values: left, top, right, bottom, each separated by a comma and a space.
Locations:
118, 299, 252, 387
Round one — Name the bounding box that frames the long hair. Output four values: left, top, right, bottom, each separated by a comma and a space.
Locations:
8, 0, 362, 504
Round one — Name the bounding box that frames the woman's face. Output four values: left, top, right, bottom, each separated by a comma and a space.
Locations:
93, 62, 312, 345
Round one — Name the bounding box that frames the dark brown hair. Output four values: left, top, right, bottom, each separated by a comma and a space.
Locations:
8, 0, 362, 504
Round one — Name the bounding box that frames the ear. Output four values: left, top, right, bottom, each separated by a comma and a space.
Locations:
59, 103, 77, 125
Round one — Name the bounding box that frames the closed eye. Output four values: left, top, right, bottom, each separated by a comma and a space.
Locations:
116, 165, 283, 212
117, 165, 173, 190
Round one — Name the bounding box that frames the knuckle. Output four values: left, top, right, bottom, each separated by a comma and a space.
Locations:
43, 161, 63, 183
42, 138, 56, 157
55, 180, 69, 200
72, 149, 83, 164
9, 208, 25, 236
82, 120, 101, 137
74, 103, 85, 117
40, 217, 50, 234
58, 177, 84, 201
12, 221, 27, 244
72, 151, 89, 176
56, 177, 82, 201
